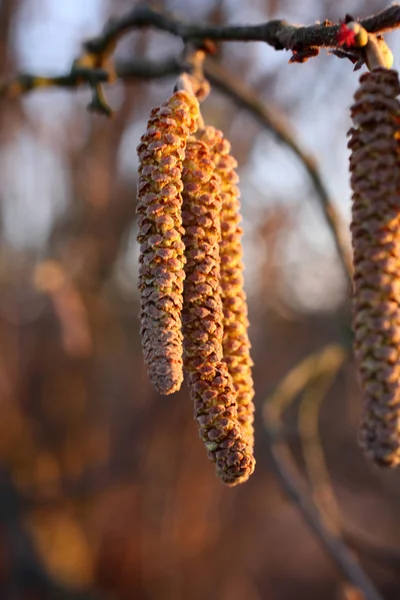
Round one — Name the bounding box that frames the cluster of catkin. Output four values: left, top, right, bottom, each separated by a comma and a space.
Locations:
136, 84, 255, 485
349, 67, 400, 467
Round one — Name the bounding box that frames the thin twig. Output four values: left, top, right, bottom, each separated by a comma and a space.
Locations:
298, 349, 347, 532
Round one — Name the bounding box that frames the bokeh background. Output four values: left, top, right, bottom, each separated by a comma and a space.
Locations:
0, 0, 399, 598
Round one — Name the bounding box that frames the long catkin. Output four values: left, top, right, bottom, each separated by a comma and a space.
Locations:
199, 126, 255, 450
136, 90, 199, 395
348, 68, 400, 466
181, 137, 255, 485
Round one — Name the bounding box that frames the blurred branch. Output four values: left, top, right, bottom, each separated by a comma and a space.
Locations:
0, 67, 112, 115
262, 421, 383, 599
0, 57, 180, 100
264, 345, 346, 530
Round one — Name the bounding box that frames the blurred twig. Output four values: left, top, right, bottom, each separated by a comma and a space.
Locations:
263, 421, 383, 600
297, 349, 346, 532
265, 344, 346, 532
265, 344, 348, 425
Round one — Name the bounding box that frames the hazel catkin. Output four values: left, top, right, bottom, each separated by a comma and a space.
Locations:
136, 90, 199, 395
181, 137, 255, 485
199, 126, 255, 450
348, 67, 400, 467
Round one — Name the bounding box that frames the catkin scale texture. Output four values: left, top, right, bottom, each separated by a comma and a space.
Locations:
348, 68, 400, 466
181, 138, 255, 485
136, 91, 199, 395
199, 127, 255, 450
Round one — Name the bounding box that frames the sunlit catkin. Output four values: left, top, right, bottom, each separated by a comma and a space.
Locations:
136, 90, 199, 394
181, 137, 255, 485
199, 126, 255, 449
348, 68, 400, 466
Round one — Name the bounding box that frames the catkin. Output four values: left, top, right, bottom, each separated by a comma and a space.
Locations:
181, 137, 255, 485
348, 68, 400, 466
199, 126, 255, 450
137, 90, 199, 395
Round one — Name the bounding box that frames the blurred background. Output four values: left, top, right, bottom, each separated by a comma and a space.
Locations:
0, 0, 399, 598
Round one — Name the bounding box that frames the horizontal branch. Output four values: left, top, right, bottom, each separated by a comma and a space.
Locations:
84, 3, 400, 58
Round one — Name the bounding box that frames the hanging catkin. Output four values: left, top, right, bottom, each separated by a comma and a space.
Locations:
199, 126, 255, 450
348, 68, 400, 466
181, 137, 255, 485
136, 90, 199, 395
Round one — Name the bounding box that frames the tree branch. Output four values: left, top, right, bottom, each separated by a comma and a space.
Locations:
83, 3, 400, 58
